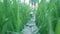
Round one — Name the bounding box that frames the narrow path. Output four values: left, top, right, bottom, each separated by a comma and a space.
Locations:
22, 4, 40, 34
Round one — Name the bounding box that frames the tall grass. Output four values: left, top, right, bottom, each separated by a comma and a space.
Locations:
0, 0, 31, 34
36, 0, 60, 34
0, 0, 60, 34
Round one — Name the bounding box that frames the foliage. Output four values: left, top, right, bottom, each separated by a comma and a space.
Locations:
36, 0, 60, 34
0, 0, 31, 34
0, 0, 60, 34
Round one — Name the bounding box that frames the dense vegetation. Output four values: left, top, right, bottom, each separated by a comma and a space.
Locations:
0, 0, 31, 34
0, 0, 60, 34
36, 0, 60, 34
